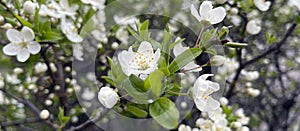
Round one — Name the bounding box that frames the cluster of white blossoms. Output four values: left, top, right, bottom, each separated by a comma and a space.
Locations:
179, 97, 251, 131
118, 41, 161, 79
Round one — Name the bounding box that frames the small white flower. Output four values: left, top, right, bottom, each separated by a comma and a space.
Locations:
34, 62, 48, 74
219, 97, 228, 106
246, 20, 261, 35
118, 41, 161, 79
196, 118, 214, 129
231, 121, 242, 129
191, 1, 226, 25
98, 87, 119, 108
235, 108, 250, 125
241, 126, 250, 131
3, 26, 41, 62
210, 55, 226, 66
178, 124, 192, 131
254, 0, 271, 11
173, 38, 202, 72
13, 68, 24, 74
40, 109, 50, 119
246, 88, 260, 97
241, 70, 259, 81
0, 15, 4, 25
111, 42, 119, 50
192, 74, 220, 113
23, 1, 37, 14
61, 18, 83, 43
289, 0, 300, 11
50, 63, 57, 72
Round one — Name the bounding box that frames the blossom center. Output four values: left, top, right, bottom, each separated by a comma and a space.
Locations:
19, 41, 28, 49
132, 52, 153, 70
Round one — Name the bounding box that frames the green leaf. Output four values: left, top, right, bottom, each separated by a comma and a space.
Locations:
83, 7, 95, 25
219, 26, 229, 40
266, 32, 276, 44
150, 97, 179, 129
127, 26, 143, 41
80, 18, 94, 38
144, 70, 164, 97
224, 42, 248, 48
162, 30, 172, 62
102, 76, 116, 87
58, 107, 70, 126
127, 105, 148, 117
139, 20, 149, 32
168, 48, 202, 73
129, 74, 146, 92
13, 13, 33, 28
45, 31, 64, 41
205, 48, 217, 55
199, 28, 218, 48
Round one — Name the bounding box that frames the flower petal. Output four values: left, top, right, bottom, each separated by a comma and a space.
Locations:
66, 33, 83, 43
6, 29, 22, 42
59, 0, 69, 8
17, 49, 30, 62
27, 42, 41, 54
137, 41, 153, 53
200, 1, 213, 20
182, 62, 202, 72
208, 7, 226, 24
207, 97, 220, 111
3, 43, 20, 56
173, 42, 188, 56
191, 4, 202, 22
21, 26, 35, 42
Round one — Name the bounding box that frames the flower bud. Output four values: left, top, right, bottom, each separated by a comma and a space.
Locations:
231, 121, 242, 129
23, 1, 36, 14
40, 109, 50, 119
0, 80, 4, 88
34, 62, 48, 74
98, 87, 119, 108
0, 15, 4, 25
13, 68, 23, 74
219, 97, 229, 106
246, 20, 261, 35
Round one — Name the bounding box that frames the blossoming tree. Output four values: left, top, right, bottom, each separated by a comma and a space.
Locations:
0, 0, 300, 131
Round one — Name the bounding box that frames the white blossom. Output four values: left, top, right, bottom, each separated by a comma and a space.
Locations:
23, 1, 37, 14
98, 87, 119, 108
246, 88, 260, 97
34, 62, 48, 74
192, 74, 220, 113
254, 0, 271, 11
173, 38, 202, 72
40, 109, 50, 119
246, 20, 261, 35
178, 124, 192, 131
118, 41, 160, 79
3, 26, 41, 62
191, 1, 226, 25
241, 70, 259, 81
61, 18, 83, 43
219, 97, 229, 106
235, 108, 250, 125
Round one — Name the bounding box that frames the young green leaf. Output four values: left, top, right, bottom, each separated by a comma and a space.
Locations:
127, 105, 148, 117
150, 97, 179, 129
168, 48, 202, 73
144, 70, 164, 97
